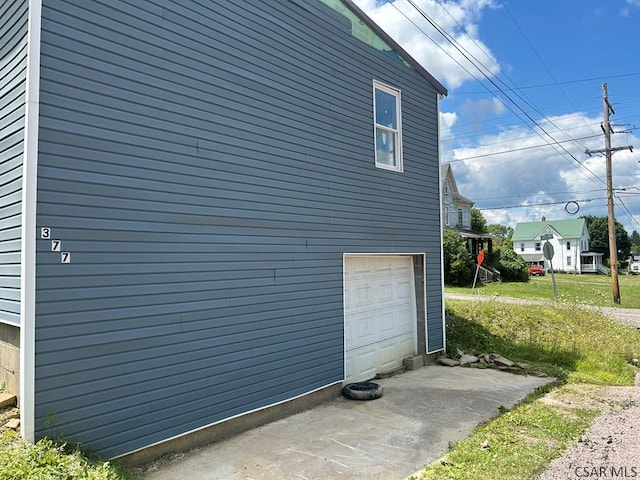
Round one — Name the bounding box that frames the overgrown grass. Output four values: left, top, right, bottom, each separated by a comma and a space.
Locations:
417, 401, 598, 480
446, 300, 640, 385
0, 430, 137, 480
447, 272, 640, 309
411, 300, 640, 480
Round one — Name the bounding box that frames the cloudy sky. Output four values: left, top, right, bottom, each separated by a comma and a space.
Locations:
354, 0, 640, 234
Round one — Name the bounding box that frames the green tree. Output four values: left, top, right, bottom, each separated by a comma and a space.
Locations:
582, 215, 631, 261
631, 230, 640, 256
486, 223, 513, 249
471, 208, 487, 233
442, 229, 474, 286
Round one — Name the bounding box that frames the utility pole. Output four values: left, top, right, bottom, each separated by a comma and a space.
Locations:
585, 83, 633, 304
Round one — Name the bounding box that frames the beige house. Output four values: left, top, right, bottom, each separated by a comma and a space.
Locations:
440, 163, 492, 261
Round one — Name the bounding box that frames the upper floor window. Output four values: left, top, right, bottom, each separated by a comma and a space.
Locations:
535, 242, 541, 251
457, 208, 463, 227
566, 241, 571, 250
520, 243, 525, 252
444, 206, 450, 226
373, 81, 403, 172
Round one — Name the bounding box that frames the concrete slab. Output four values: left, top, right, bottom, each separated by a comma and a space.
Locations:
140, 366, 552, 480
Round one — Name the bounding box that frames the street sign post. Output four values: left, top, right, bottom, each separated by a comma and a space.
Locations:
540, 234, 558, 300
471, 250, 485, 294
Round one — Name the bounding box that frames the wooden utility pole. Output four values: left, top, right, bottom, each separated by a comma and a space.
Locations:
585, 83, 633, 304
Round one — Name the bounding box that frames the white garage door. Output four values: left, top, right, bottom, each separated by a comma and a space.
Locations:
344, 255, 418, 383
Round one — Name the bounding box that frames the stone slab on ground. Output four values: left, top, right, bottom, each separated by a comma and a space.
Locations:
437, 357, 460, 367
0, 393, 16, 409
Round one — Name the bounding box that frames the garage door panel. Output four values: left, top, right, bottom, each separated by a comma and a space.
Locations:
399, 335, 415, 357
346, 347, 377, 383
378, 340, 398, 372
395, 306, 415, 331
345, 256, 418, 383
374, 279, 393, 304
347, 312, 376, 350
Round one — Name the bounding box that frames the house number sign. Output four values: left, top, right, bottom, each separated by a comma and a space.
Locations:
40, 227, 71, 263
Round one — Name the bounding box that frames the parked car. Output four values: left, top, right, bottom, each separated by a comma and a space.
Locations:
529, 264, 545, 276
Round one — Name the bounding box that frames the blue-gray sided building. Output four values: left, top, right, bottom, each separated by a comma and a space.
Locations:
0, 0, 447, 458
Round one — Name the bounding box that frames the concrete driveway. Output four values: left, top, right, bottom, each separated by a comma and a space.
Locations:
139, 366, 552, 480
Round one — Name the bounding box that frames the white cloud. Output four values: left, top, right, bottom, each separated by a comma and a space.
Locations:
621, 0, 640, 16
448, 112, 640, 232
353, 0, 501, 89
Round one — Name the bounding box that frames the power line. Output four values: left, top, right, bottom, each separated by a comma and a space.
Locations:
473, 188, 609, 201
401, 0, 604, 187
449, 133, 602, 163
497, 1, 599, 141
456, 72, 640, 94
477, 198, 603, 210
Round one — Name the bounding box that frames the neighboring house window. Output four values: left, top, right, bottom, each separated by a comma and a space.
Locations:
457, 208, 463, 226
567, 256, 572, 266
520, 243, 524, 252
444, 184, 449, 194
535, 242, 541, 251
373, 81, 402, 172
444, 206, 450, 226
566, 241, 571, 250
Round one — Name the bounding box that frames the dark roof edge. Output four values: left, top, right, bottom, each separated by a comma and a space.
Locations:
341, 0, 448, 96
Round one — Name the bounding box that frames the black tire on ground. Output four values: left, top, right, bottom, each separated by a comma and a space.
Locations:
341, 382, 383, 401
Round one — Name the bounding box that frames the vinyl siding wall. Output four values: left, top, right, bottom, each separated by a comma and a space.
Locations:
34, 0, 444, 457
0, 0, 27, 327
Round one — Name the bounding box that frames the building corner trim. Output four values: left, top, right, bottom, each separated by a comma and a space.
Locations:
20, 0, 42, 443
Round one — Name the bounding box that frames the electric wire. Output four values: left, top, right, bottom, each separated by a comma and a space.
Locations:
400, 0, 605, 187
373, 1, 638, 230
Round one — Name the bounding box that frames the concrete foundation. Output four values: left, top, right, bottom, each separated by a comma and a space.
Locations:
0, 324, 19, 396
122, 382, 343, 466
403, 355, 425, 370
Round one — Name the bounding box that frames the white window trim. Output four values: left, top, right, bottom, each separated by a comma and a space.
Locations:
373, 80, 403, 172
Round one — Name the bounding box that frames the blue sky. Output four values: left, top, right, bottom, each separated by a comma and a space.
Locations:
355, 0, 640, 234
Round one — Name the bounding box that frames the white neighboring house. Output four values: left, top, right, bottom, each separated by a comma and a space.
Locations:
441, 163, 473, 230
512, 218, 604, 274
440, 163, 494, 262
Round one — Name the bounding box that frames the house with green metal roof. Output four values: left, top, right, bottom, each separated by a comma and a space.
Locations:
512, 218, 604, 273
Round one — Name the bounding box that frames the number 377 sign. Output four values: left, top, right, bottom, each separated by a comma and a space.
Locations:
40, 227, 71, 263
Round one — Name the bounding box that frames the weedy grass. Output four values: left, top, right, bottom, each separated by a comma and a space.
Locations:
0, 429, 138, 480
447, 272, 640, 309
445, 300, 640, 385
411, 300, 640, 480
416, 400, 598, 480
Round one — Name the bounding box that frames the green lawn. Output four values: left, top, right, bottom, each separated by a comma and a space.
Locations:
412, 288, 640, 480
447, 272, 640, 309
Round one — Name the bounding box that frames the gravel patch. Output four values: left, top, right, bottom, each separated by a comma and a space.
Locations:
537, 376, 640, 480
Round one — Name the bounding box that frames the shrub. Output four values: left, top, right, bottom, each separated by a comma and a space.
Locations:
443, 229, 474, 286
496, 247, 529, 282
